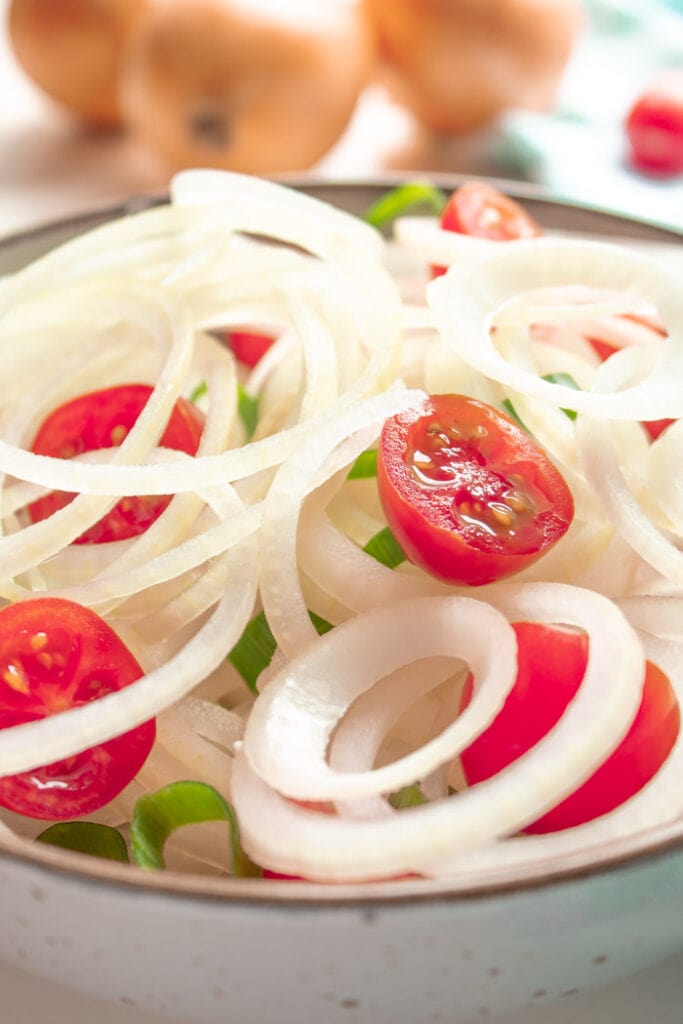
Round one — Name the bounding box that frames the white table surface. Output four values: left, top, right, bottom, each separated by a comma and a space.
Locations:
0, 3, 682, 1021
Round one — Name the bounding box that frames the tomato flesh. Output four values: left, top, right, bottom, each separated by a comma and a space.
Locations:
460, 622, 680, 832
377, 395, 574, 586
0, 597, 154, 820
625, 72, 683, 176
433, 181, 542, 277
442, 181, 542, 241
225, 329, 276, 368
28, 384, 204, 543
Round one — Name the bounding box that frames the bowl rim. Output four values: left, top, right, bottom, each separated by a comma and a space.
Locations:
0, 172, 681, 908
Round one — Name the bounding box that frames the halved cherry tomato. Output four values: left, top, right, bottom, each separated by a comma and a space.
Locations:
0, 597, 154, 820
28, 384, 204, 543
442, 181, 542, 241
225, 329, 276, 369
432, 181, 542, 277
460, 622, 679, 833
377, 395, 574, 586
625, 71, 683, 177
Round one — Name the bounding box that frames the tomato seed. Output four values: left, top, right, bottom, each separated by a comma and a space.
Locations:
489, 503, 516, 529
3, 662, 29, 694
506, 491, 529, 513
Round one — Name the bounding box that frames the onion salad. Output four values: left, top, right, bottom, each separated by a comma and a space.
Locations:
0, 171, 681, 885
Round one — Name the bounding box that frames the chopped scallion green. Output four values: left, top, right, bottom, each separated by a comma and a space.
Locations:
308, 610, 334, 636
348, 449, 378, 479
237, 384, 259, 439
501, 398, 529, 432
228, 611, 276, 694
189, 379, 208, 404
131, 780, 259, 876
542, 372, 580, 420
363, 526, 406, 569
37, 821, 129, 862
363, 182, 447, 230
388, 784, 427, 810
229, 609, 333, 692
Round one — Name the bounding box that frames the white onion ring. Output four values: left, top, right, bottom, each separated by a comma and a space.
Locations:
427, 237, 683, 420
233, 585, 644, 880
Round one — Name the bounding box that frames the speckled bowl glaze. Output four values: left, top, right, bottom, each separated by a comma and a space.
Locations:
0, 179, 681, 1024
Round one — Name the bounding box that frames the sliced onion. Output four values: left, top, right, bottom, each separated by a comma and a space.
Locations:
0, 519, 258, 775
233, 584, 644, 880
0, 173, 678, 887
427, 237, 683, 420
258, 388, 425, 657
243, 595, 517, 801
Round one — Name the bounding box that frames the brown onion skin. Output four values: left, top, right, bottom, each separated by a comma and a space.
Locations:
8, 0, 148, 126
363, 0, 584, 134
120, 0, 373, 173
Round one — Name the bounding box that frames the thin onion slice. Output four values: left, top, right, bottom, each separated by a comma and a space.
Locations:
427, 237, 683, 420
243, 595, 517, 800
233, 584, 644, 880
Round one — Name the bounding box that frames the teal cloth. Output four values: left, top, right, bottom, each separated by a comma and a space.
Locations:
496, 0, 683, 231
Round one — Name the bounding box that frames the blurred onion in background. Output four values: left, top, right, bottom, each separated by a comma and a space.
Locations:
0, 0, 681, 232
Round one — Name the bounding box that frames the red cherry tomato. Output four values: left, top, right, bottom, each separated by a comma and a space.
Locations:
625, 71, 683, 177
460, 622, 680, 833
0, 597, 154, 820
225, 329, 276, 368
377, 394, 574, 586
28, 384, 204, 543
433, 181, 542, 278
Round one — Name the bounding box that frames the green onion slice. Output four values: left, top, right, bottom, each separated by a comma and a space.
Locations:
363, 182, 447, 229
308, 610, 334, 636
347, 448, 378, 479
228, 611, 277, 694
37, 821, 129, 862
189, 379, 208, 404
364, 526, 406, 569
542, 372, 580, 420
388, 784, 427, 810
229, 609, 333, 693
501, 397, 529, 433
131, 780, 260, 876
237, 384, 259, 439
503, 372, 581, 430
190, 377, 261, 438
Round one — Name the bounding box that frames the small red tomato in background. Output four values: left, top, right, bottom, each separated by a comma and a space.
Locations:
433, 181, 542, 277
625, 70, 683, 177
460, 622, 679, 832
0, 597, 154, 820
377, 394, 574, 586
29, 384, 204, 543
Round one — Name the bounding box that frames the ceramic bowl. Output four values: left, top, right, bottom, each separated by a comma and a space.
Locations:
0, 178, 682, 1024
